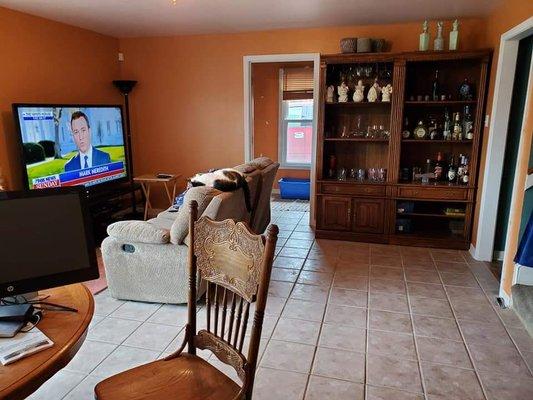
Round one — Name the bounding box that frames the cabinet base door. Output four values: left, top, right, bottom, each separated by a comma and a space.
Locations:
319, 196, 352, 231
353, 198, 385, 234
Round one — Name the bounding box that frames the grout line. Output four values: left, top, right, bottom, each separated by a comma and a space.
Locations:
431, 251, 490, 400
402, 254, 430, 400
301, 239, 337, 399
364, 248, 371, 399
463, 257, 533, 378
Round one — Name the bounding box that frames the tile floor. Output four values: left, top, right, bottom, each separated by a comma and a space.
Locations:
29, 199, 533, 399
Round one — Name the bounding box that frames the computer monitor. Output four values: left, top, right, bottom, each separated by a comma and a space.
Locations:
0, 187, 98, 298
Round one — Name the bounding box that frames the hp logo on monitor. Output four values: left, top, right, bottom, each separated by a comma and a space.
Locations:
7, 286, 14, 292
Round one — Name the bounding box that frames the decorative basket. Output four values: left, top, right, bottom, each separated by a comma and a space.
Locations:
340, 38, 357, 53
356, 38, 372, 53
372, 38, 386, 52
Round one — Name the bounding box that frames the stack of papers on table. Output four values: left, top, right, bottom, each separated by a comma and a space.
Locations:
0, 328, 53, 365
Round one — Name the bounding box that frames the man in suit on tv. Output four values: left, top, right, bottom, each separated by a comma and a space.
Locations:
64, 111, 111, 172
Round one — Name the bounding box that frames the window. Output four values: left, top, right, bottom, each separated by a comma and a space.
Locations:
279, 68, 314, 168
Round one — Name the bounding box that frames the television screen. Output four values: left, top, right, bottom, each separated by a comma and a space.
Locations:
13, 104, 128, 190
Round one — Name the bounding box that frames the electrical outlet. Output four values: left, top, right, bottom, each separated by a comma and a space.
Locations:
484, 114, 490, 128
118, 52, 124, 62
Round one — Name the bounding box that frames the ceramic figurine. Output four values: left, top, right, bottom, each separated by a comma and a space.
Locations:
381, 84, 393, 102
449, 19, 459, 50
353, 80, 365, 102
367, 79, 381, 102
326, 85, 335, 103
419, 20, 430, 51
337, 82, 349, 103
434, 21, 444, 51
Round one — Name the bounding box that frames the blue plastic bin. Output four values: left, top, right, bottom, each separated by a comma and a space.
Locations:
278, 178, 310, 200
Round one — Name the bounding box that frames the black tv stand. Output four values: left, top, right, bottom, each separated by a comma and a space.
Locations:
86, 181, 143, 244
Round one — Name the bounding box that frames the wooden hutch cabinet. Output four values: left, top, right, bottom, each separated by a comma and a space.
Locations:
315, 50, 491, 249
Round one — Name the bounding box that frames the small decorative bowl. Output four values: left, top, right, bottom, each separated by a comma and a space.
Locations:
340, 38, 357, 53
356, 38, 372, 53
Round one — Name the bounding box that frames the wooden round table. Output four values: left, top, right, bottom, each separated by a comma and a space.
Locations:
0, 284, 94, 400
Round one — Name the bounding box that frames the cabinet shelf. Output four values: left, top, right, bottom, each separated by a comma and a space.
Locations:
326, 102, 392, 108
319, 179, 387, 185
396, 182, 473, 189
396, 212, 465, 219
404, 100, 477, 106
401, 139, 472, 144
325, 138, 389, 142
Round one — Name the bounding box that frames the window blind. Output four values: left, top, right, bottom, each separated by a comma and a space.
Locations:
282, 67, 313, 100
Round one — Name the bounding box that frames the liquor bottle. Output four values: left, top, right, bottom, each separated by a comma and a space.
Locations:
414, 120, 428, 139
443, 108, 452, 140
463, 106, 474, 140
447, 155, 457, 183
461, 155, 470, 185
402, 117, 411, 139
457, 154, 465, 183
452, 112, 463, 140
432, 69, 440, 101
459, 78, 473, 100
428, 115, 439, 140
434, 152, 444, 181
425, 158, 432, 174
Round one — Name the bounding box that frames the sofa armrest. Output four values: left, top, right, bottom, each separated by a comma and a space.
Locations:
107, 221, 170, 244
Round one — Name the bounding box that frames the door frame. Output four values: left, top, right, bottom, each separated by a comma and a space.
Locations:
243, 53, 321, 226
474, 17, 533, 263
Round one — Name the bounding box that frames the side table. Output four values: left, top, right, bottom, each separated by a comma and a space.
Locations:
133, 174, 181, 220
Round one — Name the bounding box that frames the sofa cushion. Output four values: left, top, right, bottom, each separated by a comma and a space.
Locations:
248, 157, 273, 170
170, 186, 220, 244
107, 221, 170, 244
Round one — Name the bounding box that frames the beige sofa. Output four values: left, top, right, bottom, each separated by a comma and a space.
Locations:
101, 158, 279, 303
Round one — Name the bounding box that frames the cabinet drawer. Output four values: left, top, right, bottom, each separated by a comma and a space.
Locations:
322, 183, 386, 197
397, 186, 468, 200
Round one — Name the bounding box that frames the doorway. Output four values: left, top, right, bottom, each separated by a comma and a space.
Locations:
243, 54, 320, 226
493, 35, 533, 265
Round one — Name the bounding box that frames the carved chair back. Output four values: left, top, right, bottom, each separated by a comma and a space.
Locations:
184, 200, 278, 399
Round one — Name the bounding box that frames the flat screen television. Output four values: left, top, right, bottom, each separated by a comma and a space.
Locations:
13, 104, 129, 191
0, 187, 98, 298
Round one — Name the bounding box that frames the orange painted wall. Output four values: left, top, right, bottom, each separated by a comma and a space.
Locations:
0, 6, 120, 190
470, 0, 533, 246
252, 63, 311, 189
119, 18, 486, 199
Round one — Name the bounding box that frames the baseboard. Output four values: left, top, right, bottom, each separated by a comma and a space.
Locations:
469, 243, 477, 260
493, 251, 505, 261
515, 264, 533, 285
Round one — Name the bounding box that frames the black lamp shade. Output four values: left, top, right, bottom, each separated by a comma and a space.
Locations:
113, 80, 137, 95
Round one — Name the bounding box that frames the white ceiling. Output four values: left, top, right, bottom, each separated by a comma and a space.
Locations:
0, 0, 501, 38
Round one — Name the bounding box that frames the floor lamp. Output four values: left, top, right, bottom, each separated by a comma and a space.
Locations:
113, 80, 138, 216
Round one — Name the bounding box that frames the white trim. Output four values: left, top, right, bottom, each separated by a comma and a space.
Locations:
498, 287, 512, 307
243, 53, 321, 226
526, 172, 533, 190
514, 264, 533, 285
474, 16, 533, 261
469, 243, 477, 259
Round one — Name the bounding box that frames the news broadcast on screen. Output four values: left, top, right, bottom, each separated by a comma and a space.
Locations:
14, 105, 128, 190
